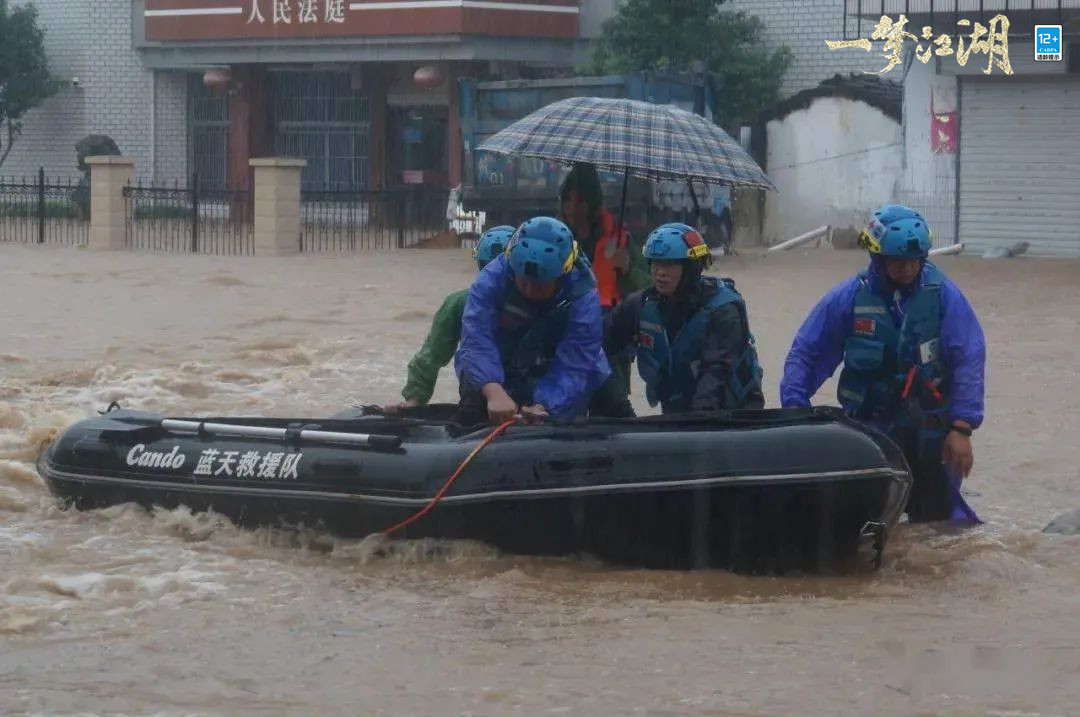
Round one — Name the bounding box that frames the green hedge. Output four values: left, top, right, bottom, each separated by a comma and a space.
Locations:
133, 204, 191, 220
0, 200, 81, 219
0, 201, 194, 220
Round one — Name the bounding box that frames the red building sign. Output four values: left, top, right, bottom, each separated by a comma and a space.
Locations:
144, 0, 579, 42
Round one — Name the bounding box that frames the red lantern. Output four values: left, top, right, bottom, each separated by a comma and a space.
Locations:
203, 69, 231, 94
412, 65, 444, 90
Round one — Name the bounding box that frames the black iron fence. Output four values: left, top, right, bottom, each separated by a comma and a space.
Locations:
3, 170, 451, 255
124, 174, 253, 255
0, 169, 89, 245
300, 185, 449, 252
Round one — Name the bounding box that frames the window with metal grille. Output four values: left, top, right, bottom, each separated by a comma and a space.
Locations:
270, 70, 370, 190
187, 74, 229, 192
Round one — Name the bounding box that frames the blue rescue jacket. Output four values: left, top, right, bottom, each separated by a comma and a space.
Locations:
455, 254, 611, 420
779, 260, 986, 524
780, 261, 985, 429
637, 276, 764, 412
838, 264, 948, 425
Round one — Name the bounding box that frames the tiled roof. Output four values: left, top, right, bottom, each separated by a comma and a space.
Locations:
760, 72, 903, 124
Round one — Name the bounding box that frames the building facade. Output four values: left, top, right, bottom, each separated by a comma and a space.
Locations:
3, 0, 603, 193
741, 0, 1080, 257
9, 0, 1079, 257
727, 0, 883, 95
890, 0, 1080, 258
6, 0, 874, 187
8, 0, 877, 187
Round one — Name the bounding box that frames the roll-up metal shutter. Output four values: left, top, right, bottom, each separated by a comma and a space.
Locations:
959, 77, 1080, 258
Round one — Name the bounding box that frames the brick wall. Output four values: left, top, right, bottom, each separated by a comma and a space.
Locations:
578, 0, 890, 99
83, 0, 153, 181
1, 0, 92, 179
728, 0, 886, 97
2, 0, 189, 183
154, 72, 189, 185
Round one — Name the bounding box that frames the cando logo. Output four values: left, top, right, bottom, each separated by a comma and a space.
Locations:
126, 444, 186, 470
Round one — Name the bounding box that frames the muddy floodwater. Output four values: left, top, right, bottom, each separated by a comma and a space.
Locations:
1, 242, 1078, 716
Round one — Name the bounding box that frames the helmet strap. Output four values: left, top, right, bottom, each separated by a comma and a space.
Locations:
675, 259, 704, 295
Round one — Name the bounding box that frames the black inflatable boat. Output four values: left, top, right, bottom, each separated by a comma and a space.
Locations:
37, 404, 912, 573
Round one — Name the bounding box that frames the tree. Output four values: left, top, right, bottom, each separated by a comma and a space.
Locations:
587, 0, 793, 129
0, 0, 60, 169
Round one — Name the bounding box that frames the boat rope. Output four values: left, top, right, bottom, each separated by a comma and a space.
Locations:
382, 419, 517, 537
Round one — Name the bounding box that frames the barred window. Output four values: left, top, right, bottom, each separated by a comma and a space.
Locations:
270, 70, 370, 190
187, 74, 229, 192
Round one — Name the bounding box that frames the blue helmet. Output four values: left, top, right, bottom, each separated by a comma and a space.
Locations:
859, 204, 933, 258
643, 223, 711, 263
506, 216, 578, 281
473, 225, 515, 269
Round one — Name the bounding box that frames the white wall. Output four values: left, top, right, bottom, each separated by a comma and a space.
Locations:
896, 58, 959, 247
763, 97, 902, 244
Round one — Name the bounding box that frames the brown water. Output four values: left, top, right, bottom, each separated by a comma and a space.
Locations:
1, 242, 1078, 716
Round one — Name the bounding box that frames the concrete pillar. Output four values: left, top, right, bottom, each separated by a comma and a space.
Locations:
250, 158, 306, 256
87, 156, 134, 250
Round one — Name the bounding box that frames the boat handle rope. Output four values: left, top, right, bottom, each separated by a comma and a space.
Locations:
382, 419, 517, 537
160, 419, 403, 450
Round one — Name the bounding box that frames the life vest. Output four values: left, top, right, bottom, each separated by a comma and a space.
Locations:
590, 208, 629, 309
496, 264, 595, 404
635, 277, 764, 413
837, 264, 951, 428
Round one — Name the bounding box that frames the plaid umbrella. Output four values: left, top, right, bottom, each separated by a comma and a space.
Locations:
476, 96, 774, 191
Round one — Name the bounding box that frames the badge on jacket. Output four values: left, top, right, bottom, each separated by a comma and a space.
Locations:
919, 338, 940, 365
854, 317, 876, 336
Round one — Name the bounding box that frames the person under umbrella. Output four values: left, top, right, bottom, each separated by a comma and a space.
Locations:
559, 163, 650, 418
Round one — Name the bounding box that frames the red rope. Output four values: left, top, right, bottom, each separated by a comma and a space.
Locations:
381, 419, 517, 537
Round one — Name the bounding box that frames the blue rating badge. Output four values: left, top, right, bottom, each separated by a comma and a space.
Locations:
1035, 24, 1062, 62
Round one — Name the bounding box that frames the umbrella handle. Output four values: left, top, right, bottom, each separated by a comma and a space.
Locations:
616, 166, 629, 242
686, 179, 701, 227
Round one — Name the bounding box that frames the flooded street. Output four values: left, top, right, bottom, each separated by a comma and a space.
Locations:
2, 242, 1079, 716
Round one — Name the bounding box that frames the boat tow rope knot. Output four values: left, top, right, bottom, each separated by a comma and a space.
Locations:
381, 419, 517, 537
98, 401, 122, 415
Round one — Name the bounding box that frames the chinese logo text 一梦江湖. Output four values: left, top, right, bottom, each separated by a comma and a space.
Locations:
826, 14, 1013, 76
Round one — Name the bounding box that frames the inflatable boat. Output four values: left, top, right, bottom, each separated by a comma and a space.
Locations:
37, 404, 912, 573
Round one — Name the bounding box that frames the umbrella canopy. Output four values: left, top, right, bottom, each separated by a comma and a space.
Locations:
477, 96, 774, 191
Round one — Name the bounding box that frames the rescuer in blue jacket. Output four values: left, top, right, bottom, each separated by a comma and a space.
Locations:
383, 226, 516, 414
603, 222, 765, 413
779, 204, 986, 523
454, 216, 611, 426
